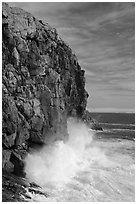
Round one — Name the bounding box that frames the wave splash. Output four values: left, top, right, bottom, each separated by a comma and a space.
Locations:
24, 117, 135, 202
24, 118, 108, 187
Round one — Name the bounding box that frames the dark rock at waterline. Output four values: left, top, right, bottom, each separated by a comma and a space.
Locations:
90, 122, 103, 131
2, 170, 28, 202
2, 170, 49, 202
82, 110, 103, 131
2, 2, 88, 176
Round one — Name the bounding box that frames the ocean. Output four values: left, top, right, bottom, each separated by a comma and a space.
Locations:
24, 113, 135, 202
92, 112, 135, 141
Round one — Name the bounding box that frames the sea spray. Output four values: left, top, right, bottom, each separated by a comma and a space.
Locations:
24, 118, 108, 187
23, 118, 135, 201
24, 118, 92, 186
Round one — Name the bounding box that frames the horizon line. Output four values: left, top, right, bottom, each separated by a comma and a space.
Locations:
87, 108, 135, 114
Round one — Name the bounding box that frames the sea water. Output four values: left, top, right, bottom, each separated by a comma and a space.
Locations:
24, 114, 135, 202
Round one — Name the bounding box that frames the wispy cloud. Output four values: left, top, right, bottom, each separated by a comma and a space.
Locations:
8, 2, 135, 112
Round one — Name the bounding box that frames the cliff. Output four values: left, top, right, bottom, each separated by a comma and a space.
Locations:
2, 3, 88, 176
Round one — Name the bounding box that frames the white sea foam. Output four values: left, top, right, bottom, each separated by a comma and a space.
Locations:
24, 118, 135, 202
24, 118, 108, 187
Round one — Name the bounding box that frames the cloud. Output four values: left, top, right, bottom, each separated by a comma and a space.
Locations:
8, 2, 135, 112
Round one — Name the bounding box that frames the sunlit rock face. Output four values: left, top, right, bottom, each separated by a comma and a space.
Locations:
2, 3, 88, 175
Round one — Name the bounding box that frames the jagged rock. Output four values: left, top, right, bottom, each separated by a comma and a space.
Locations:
82, 110, 103, 131
10, 150, 27, 177
2, 170, 49, 202
2, 2, 88, 176
89, 122, 103, 131
2, 150, 13, 170
3, 133, 16, 148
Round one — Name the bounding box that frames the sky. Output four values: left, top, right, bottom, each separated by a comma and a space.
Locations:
8, 2, 135, 113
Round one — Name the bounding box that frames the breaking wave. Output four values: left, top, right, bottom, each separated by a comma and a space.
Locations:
24, 117, 135, 201
24, 118, 107, 186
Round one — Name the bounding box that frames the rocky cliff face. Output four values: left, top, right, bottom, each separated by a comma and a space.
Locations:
2, 3, 88, 175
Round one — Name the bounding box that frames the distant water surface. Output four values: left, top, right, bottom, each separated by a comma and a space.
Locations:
92, 112, 135, 141
91, 112, 135, 124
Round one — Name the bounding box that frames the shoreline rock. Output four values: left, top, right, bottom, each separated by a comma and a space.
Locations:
82, 110, 103, 131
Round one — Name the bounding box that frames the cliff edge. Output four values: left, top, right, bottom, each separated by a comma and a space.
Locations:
2, 3, 88, 176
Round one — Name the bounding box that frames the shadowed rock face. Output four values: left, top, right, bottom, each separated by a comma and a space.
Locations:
2, 3, 88, 175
